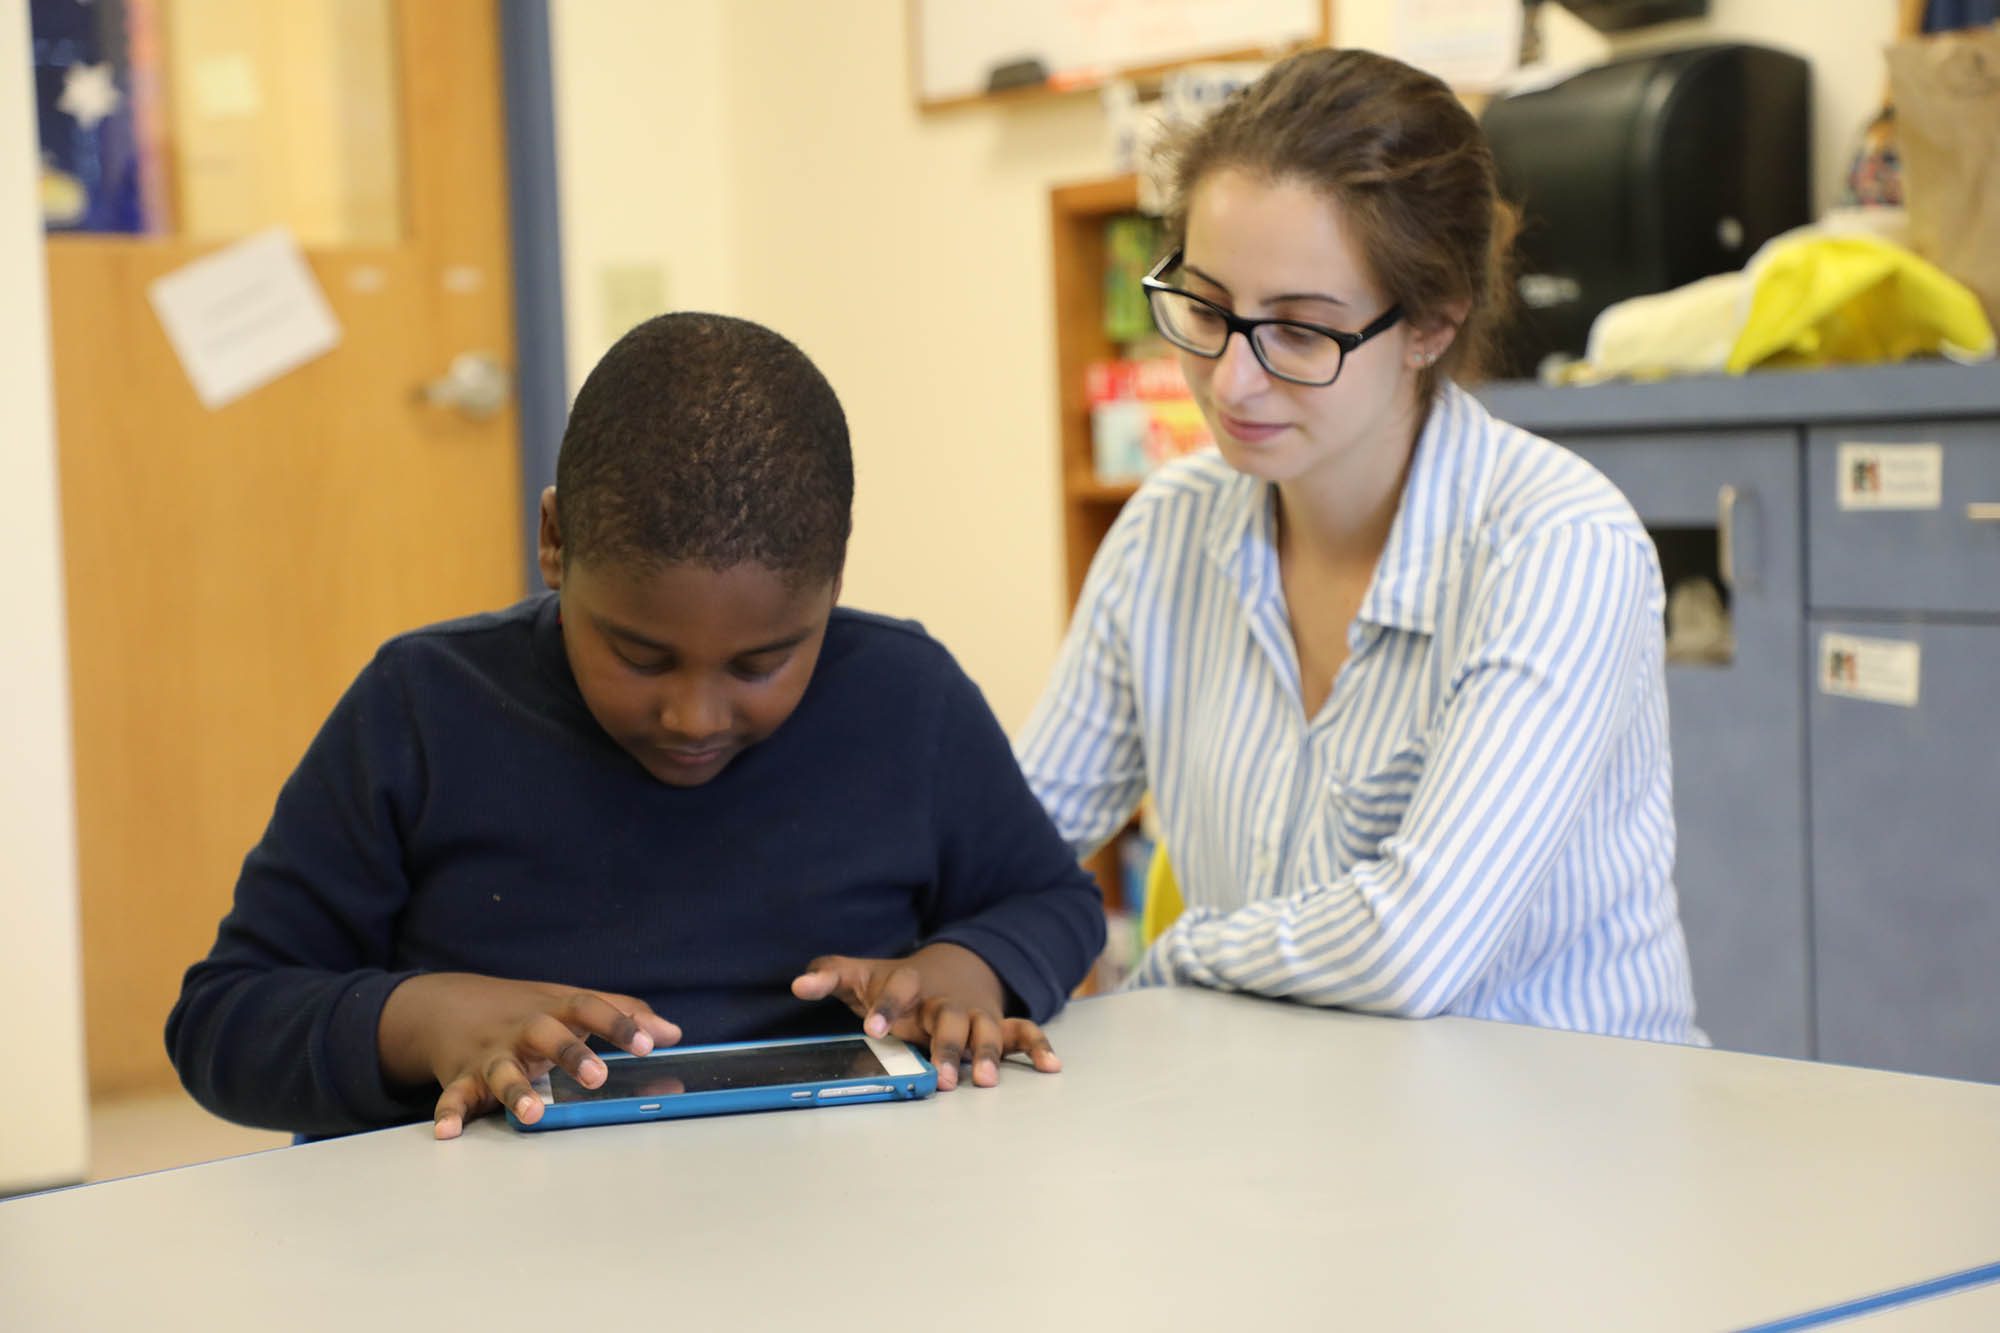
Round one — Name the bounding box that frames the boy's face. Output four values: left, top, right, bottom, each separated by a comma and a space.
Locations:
538, 490, 839, 788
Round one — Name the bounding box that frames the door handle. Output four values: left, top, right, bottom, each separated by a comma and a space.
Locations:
1969, 502, 2000, 522
416, 352, 511, 421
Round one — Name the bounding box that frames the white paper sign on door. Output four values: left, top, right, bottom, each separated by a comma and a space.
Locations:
1836, 442, 1944, 511
1819, 632, 1922, 707
148, 228, 341, 411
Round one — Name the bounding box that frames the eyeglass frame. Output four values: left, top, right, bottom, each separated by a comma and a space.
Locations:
1140, 248, 1405, 387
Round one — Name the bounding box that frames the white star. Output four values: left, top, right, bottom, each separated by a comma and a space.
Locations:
57, 63, 122, 132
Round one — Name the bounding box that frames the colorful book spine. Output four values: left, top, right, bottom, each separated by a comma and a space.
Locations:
1086, 357, 1214, 482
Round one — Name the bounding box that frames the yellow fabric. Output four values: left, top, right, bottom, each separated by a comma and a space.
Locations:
1559, 270, 1747, 384
1555, 229, 1996, 385
1728, 233, 1995, 371
1139, 844, 1184, 948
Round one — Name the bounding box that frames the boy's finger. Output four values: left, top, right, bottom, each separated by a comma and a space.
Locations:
865, 965, 924, 1038
548, 1033, 608, 1088
790, 956, 868, 1008
483, 1054, 543, 1125
432, 1073, 486, 1140
557, 992, 659, 1057
521, 1013, 626, 1091
590, 990, 683, 1051
789, 965, 844, 1002
967, 1012, 1005, 1088
1006, 1019, 1063, 1073
927, 1005, 971, 1092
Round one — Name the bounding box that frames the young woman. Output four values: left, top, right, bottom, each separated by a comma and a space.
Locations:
1019, 48, 1700, 1042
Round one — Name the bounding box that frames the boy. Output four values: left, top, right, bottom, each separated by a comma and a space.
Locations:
168, 313, 1105, 1139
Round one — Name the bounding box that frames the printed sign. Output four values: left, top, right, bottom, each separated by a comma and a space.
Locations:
1837, 442, 1944, 511
148, 228, 341, 410
1819, 632, 1922, 708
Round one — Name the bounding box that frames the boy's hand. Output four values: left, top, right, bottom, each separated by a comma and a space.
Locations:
790, 942, 1061, 1091
378, 973, 680, 1140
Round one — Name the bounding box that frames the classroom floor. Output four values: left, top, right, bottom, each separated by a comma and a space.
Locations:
88, 1088, 290, 1183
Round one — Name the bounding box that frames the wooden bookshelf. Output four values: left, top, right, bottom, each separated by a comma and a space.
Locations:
1049, 173, 1149, 912
1050, 173, 1146, 610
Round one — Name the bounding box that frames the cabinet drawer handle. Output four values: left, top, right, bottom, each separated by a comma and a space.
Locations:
1718, 484, 1738, 587
1970, 502, 2000, 522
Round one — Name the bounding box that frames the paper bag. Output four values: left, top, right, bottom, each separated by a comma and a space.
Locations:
1888, 24, 2000, 325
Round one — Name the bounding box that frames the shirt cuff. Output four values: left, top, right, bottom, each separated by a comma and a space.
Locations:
1153, 908, 1228, 989
322, 968, 432, 1129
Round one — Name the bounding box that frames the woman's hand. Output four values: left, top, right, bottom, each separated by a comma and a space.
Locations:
378, 973, 680, 1138
791, 942, 1060, 1090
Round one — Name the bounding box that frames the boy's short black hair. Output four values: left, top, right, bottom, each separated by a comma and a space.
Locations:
554, 312, 853, 585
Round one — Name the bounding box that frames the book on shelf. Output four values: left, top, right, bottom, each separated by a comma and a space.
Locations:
1086, 356, 1214, 483
1102, 214, 1163, 343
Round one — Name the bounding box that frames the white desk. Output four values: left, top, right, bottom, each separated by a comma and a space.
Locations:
6, 989, 2000, 1330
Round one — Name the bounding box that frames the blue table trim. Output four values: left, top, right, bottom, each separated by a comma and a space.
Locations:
1734, 1259, 2000, 1331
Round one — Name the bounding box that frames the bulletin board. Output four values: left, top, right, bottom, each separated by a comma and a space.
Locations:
910, 0, 1332, 110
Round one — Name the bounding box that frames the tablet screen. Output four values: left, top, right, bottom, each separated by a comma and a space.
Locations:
547, 1039, 888, 1103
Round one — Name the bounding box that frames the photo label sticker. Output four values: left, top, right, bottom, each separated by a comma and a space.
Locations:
1819, 632, 1921, 708
1837, 442, 1943, 511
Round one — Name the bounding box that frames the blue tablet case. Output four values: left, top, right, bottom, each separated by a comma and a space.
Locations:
507, 1035, 938, 1132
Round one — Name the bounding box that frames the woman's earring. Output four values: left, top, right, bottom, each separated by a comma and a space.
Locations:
1414, 350, 1439, 368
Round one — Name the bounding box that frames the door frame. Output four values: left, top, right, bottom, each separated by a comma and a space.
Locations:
500, 0, 567, 594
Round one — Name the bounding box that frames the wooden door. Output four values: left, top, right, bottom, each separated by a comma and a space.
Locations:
46, 1, 524, 1096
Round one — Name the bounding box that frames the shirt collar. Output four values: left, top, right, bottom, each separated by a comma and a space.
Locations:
1203, 382, 1499, 636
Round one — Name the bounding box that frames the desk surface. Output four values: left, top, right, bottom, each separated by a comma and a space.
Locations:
7, 990, 2000, 1331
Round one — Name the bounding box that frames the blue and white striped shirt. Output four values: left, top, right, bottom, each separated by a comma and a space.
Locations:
1019, 383, 1700, 1043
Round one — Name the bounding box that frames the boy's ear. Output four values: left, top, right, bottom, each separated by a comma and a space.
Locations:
536, 486, 564, 590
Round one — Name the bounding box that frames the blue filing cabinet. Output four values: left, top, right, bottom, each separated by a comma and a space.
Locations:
1804, 421, 2000, 1084
1557, 431, 1811, 1059
1480, 365, 2000, 1079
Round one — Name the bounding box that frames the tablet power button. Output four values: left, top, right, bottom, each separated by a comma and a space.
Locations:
816, 1084, 894, 1099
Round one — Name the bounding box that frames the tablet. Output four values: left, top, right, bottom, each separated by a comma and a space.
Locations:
508, 1032, 937, 1131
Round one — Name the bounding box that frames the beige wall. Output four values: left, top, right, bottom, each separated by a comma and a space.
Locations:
0, 6, 90, 1193
551, 0, 738, 381
1336, 0, 1897, 218
549, 1, 1903, 731
552, 0, 1108, 732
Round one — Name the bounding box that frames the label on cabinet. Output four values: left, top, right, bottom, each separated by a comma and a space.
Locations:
1819, 633, 1922, 707
1836, 442, 1943, 510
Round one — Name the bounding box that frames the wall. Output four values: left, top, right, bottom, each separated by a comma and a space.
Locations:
0, 5, 90, 1194
551, 0, 1109, 731
1337, 0, 1898, 217
550, 0, 738, 384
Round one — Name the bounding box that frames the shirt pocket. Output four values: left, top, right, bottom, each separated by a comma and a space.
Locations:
1327, 741, 1428, 870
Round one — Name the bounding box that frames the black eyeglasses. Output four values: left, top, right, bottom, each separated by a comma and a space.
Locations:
1141, 248, 1403, 387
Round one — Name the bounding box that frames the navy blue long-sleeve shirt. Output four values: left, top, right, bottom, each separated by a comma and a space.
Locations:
167, 594, 1105, 1136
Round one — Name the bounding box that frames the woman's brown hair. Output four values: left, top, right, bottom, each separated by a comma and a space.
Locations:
1159, 48, 1518, 396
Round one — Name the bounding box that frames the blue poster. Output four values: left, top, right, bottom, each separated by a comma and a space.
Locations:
32, 0, 152, 233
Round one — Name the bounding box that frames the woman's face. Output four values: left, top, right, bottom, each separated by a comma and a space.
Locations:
1173, 168, 1438, 490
